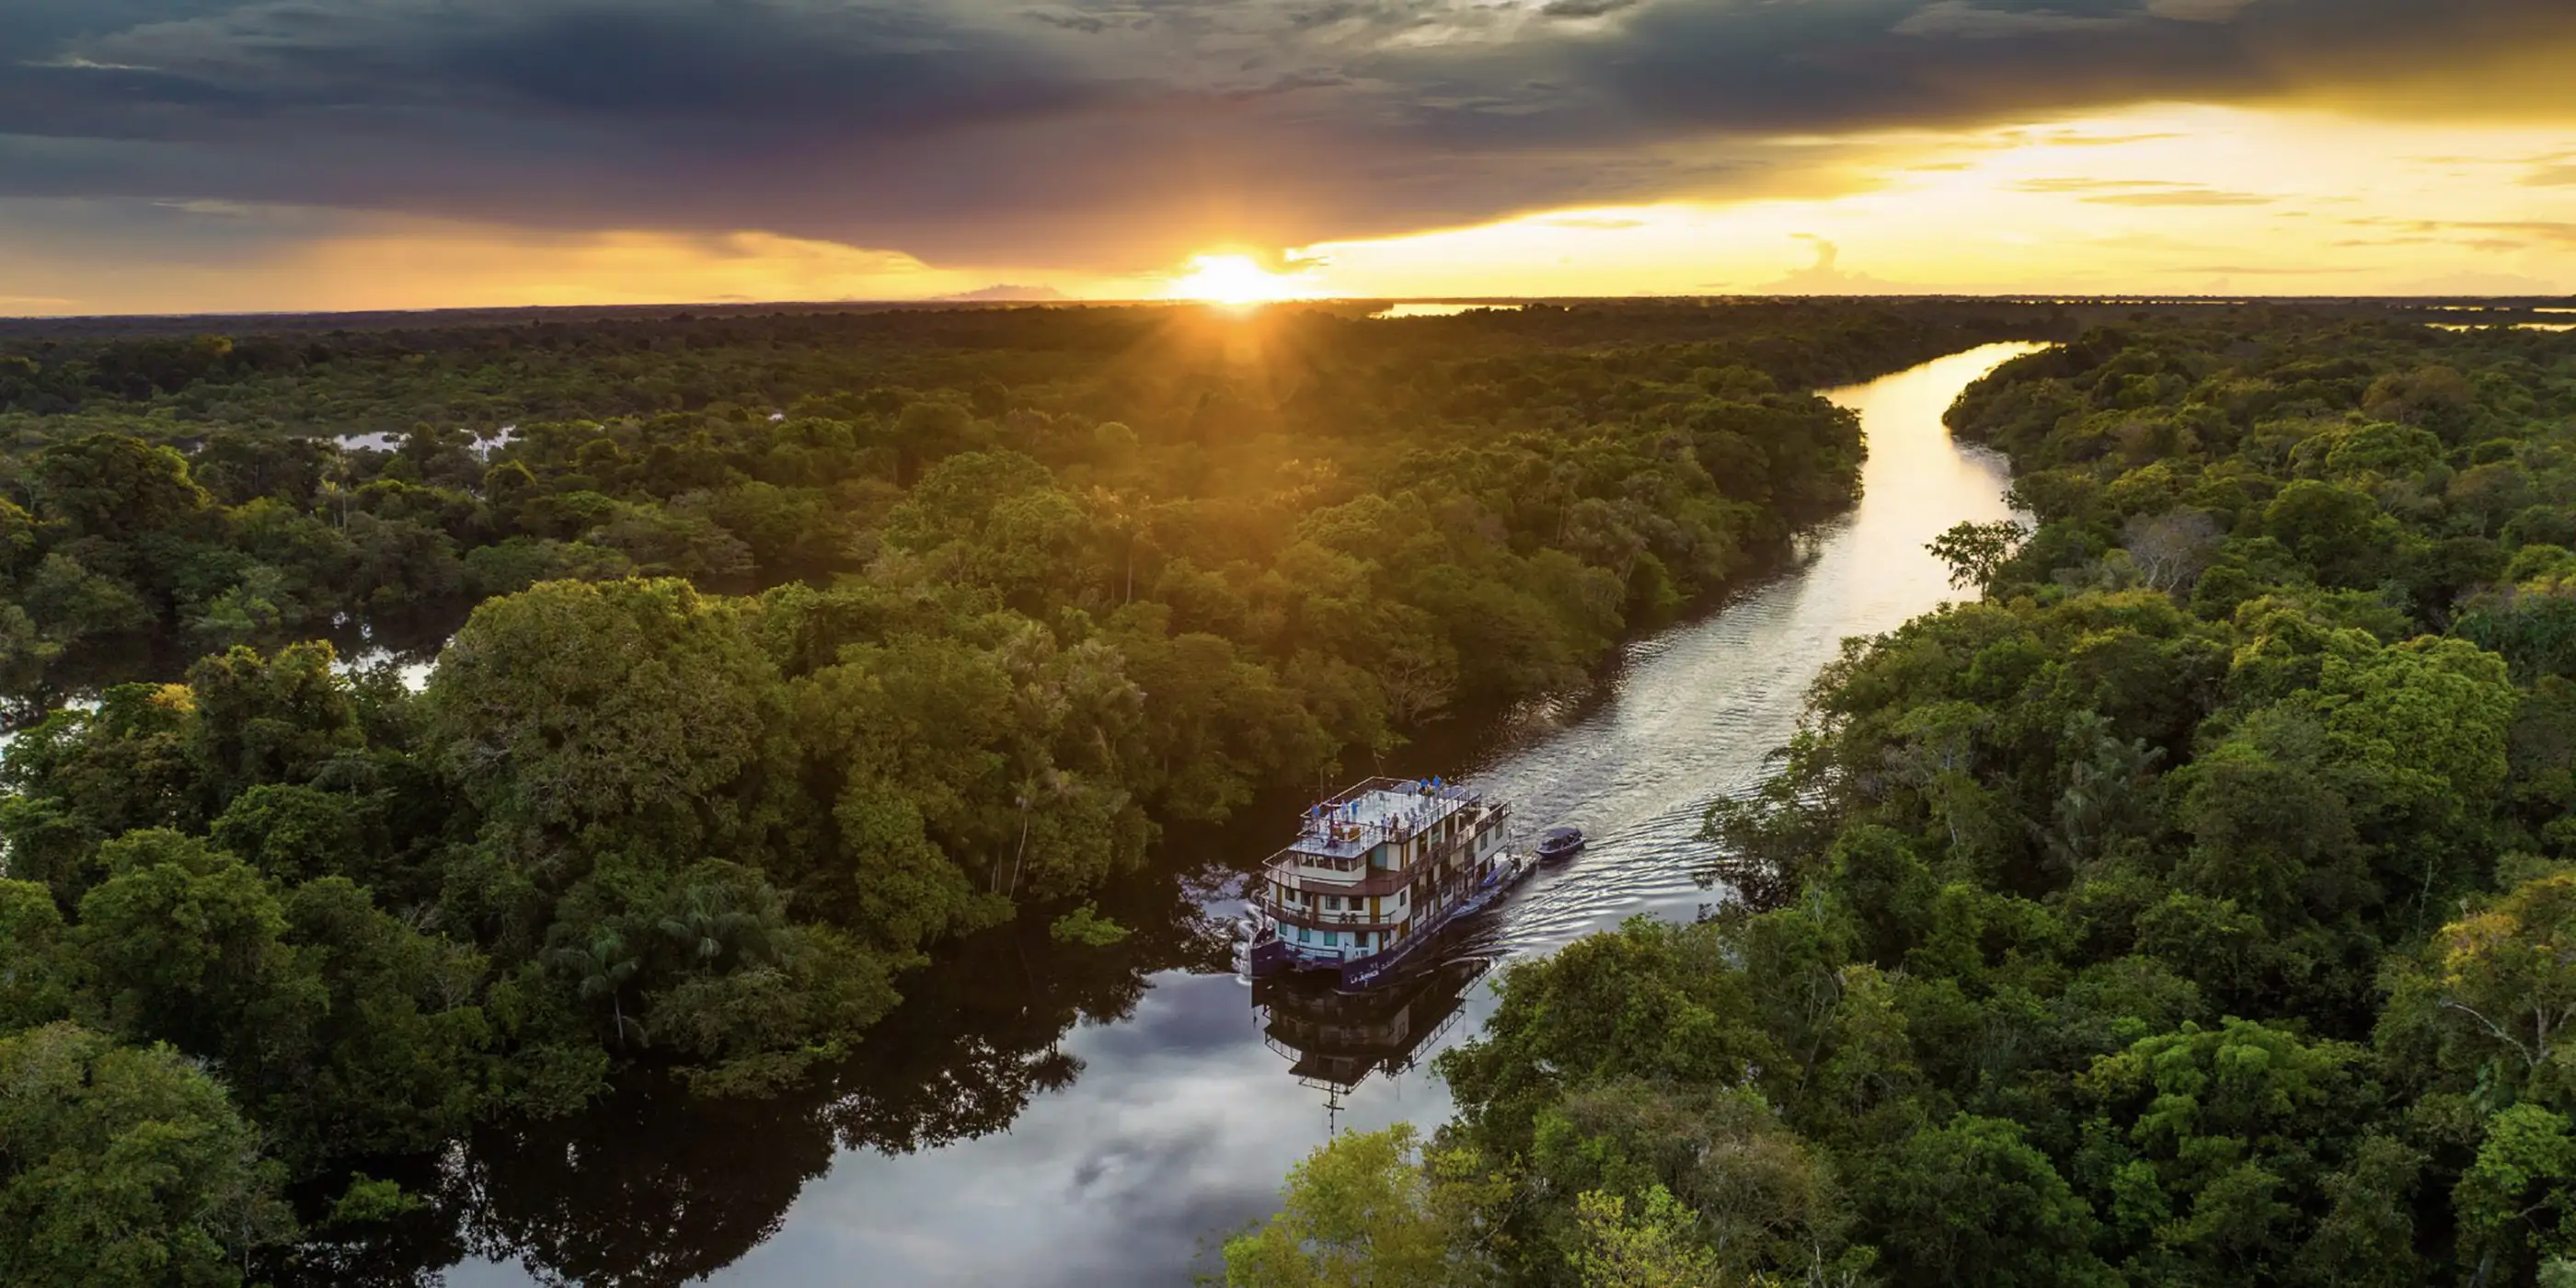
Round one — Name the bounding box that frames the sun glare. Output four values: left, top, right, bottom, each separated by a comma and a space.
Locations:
1164, 253, 1317, 306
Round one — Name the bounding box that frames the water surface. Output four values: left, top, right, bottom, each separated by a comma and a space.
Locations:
443, 342, 2043, 1288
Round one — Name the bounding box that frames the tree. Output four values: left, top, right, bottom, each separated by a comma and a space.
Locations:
1223, 1125, 1509, 1288
0, 879, 73, 1029
2076, 1018, 2373, 1282
183, 642, 366, 807
1529, 1081, 1858, 1284
1570, 1187, 1725, 1288
0, 1023, 294, 1288
2122, 510, 2224, 594
551, 926, 645, 1050
2262, 480, 2386, 587
421, 577, 779, 836
206, 782, 383, 889
267, 876, 496, 1159
70, 830, 307, 1060
2409, 872, 2576, 1107
2455, 1103, 2576, 1285
21, 551, 152, 641
1438, 918, 1778, 1160
1927, 520, 2027, 594
1862, 1114, 2113, 1288
29, 432, 209, 543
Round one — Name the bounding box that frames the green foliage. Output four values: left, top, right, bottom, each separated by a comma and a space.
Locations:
1046, 903, 1132, 947
1222, 1124, 1511, 1288
1864, 1115, 2112, 1288
1927, 519, 2028, 593
324, 1174, 423, 1227
0, 1023, 294, 1288
45, 304, 2495, 1281
423, 578, 775, 833
1569, 1186, 1723, 1288
1258, 317, 2576, 1286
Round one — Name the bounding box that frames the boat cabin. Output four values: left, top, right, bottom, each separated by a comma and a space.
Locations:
1248, 776, 1510, 968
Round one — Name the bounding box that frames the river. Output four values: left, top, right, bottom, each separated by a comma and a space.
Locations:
439, 341, 2043, 1288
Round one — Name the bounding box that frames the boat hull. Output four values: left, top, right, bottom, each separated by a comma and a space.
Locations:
1241, 855, 1533, 990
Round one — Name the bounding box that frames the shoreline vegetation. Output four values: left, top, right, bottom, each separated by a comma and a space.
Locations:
0, 301, 2045, 1285
1227, 315, 2576, 1287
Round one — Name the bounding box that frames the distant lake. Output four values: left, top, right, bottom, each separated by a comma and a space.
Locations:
1370, 302, 1519, 318
327, 425, 519, 454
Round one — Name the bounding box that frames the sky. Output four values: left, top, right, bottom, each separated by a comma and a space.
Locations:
2, 0, 2573, 314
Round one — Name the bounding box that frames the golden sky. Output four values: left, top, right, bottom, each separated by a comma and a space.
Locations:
2, 2, 2571, 313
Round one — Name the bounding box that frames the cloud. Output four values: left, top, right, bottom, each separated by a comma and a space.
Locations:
2144, 0, 2262, 22
2349, 216, 2576, 247
1758, 236, 1916, 294
1021, 9, 1110, 34
1537, 0, 1638, 18
2007, 178, 2273, 205
1891, 3, 2130, 40
2458, 221, 2576, 246
2526, 166, 2576, 188
2181, 263, 2334, 274
2393, 270, 2571, 295
2081, 189, 2275, 206
934, 283, 1066, 301
2011, 178, 2189, 193
0, 0, 2570, 271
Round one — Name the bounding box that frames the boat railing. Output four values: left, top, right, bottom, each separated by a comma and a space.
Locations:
1293, 779, 1488, 849
1253, 902, 1408, 935
1264, 802, 1505, 880
1261, 864, 1415, 898
1314, 776, 1481, 811
1256, 832, 1495, 903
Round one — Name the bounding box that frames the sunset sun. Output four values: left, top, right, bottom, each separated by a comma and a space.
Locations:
1164, 253, 1318, 305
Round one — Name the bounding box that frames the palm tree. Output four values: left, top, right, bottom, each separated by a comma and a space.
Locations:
552, 928, 644, 1049
658, 877, 778, 968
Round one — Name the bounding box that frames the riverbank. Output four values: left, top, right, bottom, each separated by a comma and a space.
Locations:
433, 341, 2047, 1288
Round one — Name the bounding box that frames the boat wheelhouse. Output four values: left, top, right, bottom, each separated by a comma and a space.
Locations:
1238, 776, 1527, 989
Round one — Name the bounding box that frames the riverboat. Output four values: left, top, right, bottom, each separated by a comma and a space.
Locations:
1236, 776, 1530, 990
1535, 826, 1585, 861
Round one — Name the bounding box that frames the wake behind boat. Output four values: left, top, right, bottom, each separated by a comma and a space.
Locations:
1236, 776, 1532, 990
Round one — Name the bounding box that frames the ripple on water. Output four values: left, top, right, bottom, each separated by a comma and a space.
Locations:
1446, 343, 2042, 963
448, 341, 2053, 1288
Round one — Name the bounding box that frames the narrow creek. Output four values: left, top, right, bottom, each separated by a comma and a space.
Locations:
443, 341, 2046, 1288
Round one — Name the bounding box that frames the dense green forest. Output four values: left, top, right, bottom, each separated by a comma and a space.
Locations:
1227, 316, 2576, 1286
0, 301, 2036, 1284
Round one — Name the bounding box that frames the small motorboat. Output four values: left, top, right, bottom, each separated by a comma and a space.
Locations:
1535, 826, 1585, 862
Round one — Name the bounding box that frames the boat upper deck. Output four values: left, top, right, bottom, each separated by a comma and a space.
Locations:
1282, 776, 1485, 861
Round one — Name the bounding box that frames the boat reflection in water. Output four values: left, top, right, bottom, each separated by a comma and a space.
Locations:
1251, 953, 1494, 1116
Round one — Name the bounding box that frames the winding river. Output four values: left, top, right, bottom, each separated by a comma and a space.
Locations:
443, 341, 2044, 1288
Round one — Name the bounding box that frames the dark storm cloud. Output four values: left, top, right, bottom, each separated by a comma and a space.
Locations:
3, 0, 2573, 269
